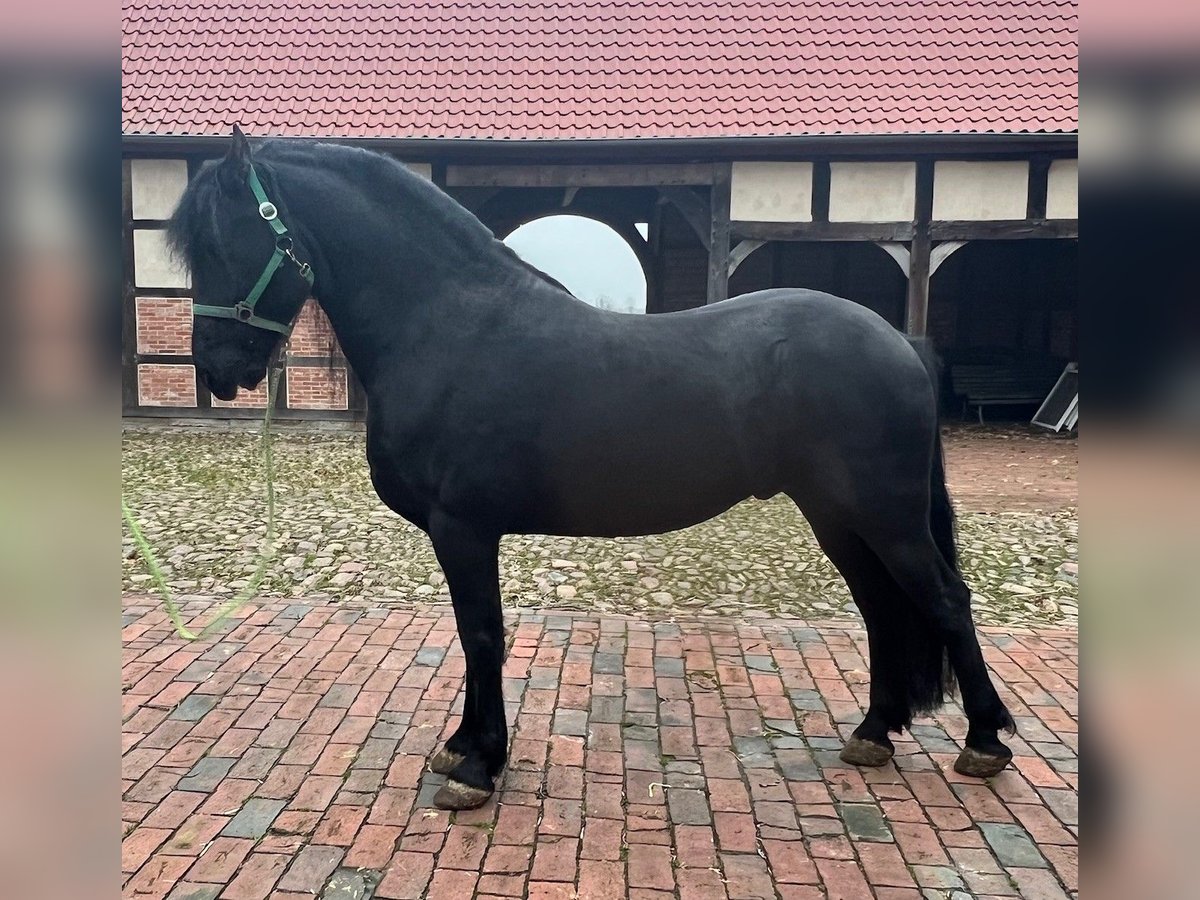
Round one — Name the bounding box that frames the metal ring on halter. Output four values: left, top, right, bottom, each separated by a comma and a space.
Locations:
259, 201, 278, 220
234, 303, 254, 322
276, 235, 293, 251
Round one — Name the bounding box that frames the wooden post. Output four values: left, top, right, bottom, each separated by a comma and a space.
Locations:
811, 161, 831, 223
707, 163, 732, 304
121, 159, 139, 413
1027, 155, 1051, 220
905, 160, 934, 336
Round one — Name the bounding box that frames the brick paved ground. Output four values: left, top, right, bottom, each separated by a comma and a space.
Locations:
122, 595, 1078, 900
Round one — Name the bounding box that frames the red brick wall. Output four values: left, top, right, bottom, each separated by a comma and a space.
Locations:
210, 381, 269, 409
287, 300, 335, 357
136, 297, 192, 354
137, 364, 197, 407
286, 366, 348, 410
129, 293, 362, 416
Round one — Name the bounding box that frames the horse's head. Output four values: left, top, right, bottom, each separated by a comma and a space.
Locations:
168, 126, 314, 401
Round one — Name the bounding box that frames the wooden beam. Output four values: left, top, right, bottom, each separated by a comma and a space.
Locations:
732, 217, 1075, 243
929, 240, 968, 277
447, 186, 503, 216
728, 239, 766, 277
875, 242, 910, 277
1027, 155, 1051, 220
811, 161, 831, 223
122, 159, 139, 413
445, 163, 715, 188
905, 161, 934, 336
731, 221, 915, 242
929, 220, 1078, 240
126, 132, 1079, 164
646, 204, 663, 314
126, 405, 361, 423
707, 164, 732, 305
657, 186, 712, 250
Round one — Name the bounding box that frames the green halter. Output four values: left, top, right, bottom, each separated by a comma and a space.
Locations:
192, 164, 314, 335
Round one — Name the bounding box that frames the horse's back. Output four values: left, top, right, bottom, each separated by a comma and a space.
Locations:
655, 287, 933, 422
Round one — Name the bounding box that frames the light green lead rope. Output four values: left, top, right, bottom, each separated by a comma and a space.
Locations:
122, 367, 283, 641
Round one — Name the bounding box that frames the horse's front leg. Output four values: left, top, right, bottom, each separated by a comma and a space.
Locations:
427, 513, 507, 810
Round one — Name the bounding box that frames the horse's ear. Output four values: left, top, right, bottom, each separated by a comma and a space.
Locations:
217, 124, 252, 191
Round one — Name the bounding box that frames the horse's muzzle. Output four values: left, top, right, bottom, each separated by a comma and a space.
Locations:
197, 366, 239, 402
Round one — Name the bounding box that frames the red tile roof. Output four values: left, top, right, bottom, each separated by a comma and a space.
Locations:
122, 1, 1078, 140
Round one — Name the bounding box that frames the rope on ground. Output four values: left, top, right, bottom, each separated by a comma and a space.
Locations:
122, 366, 282, 641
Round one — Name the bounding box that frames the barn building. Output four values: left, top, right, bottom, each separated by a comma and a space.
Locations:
122, 0, 1078, 419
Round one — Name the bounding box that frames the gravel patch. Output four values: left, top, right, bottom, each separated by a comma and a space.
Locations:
122, 429, 1077, 628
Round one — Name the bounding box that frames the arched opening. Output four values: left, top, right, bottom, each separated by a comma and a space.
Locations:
504, 214, 647, 313
928, 239, 1078, 420
930, 239, 1078, 365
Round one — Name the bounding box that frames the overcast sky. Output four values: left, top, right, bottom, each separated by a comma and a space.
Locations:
504, 215, 646, 313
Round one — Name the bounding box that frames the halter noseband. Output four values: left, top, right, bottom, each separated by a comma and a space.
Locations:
192, 164, 315, 336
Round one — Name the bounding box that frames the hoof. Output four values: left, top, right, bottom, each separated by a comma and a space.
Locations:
954, 746, 1013, 778
433, 779, 493, 811
840, 737, 895, 767
429, 748, 466, 775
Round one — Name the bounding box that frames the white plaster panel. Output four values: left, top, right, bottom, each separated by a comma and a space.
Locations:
933, 161, 1029, 220
828, 162, 916, 222
1045, 159, 1078, 219
730, 162, 813, 222
131, 158, 190, 220
133, 228, 190, 289
403, 162, 433, 180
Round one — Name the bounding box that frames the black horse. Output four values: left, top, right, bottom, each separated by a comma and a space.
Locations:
169, 129, 1015, 810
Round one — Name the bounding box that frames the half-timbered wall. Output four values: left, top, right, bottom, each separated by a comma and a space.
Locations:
122, 144, 1077, 420
123, 157, 360, 418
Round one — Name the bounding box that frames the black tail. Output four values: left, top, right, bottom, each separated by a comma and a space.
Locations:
904, 337, 959, 707
905, 337, 959, 573
896, 596, 954, 716
928, 434, 959, 573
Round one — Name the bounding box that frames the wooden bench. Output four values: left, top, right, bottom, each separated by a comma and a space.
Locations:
949, 363, 1063, 423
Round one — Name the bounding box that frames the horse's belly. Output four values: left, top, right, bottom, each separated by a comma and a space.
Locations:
525, 494, 747, 538
524, 453, 760, 538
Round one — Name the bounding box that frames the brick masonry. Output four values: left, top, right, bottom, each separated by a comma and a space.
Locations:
286, 366, 348, 411
136, 297, 193, 355
211, 381, 269, 410
287, 300, 336, 358
122, 595, 1079, 900
136, 363, 196, 407
131, 296, 353, 412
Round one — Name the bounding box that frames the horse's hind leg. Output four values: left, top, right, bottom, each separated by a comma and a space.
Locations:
427, 513, 508, 809
864, 530, 1016, 777
805, 517, 937, 767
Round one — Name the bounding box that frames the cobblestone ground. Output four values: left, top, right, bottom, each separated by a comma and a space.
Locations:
122, 596, 1078, 900
121, 427, 1078, 628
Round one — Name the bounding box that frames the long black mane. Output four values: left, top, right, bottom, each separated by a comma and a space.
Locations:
168, 139, 573, 297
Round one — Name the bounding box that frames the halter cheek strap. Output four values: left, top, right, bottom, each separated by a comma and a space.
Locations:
192, 165, 315, 335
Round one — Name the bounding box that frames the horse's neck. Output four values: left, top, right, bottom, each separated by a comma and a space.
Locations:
282, 158, 524, 387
